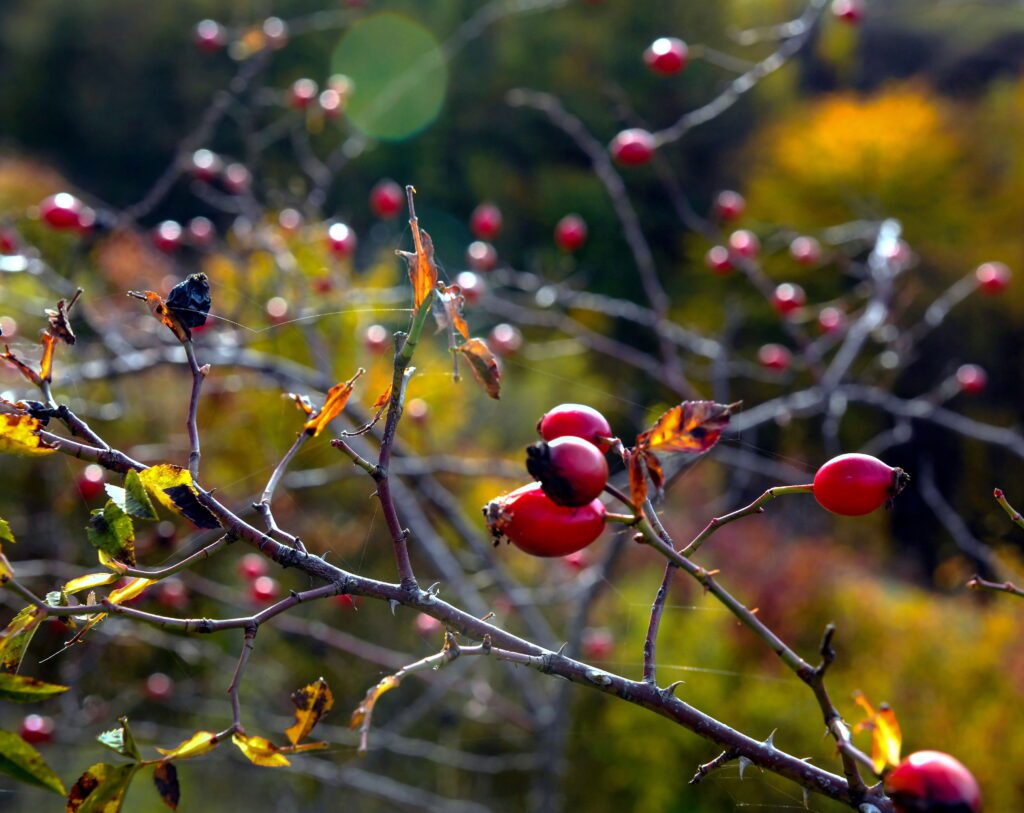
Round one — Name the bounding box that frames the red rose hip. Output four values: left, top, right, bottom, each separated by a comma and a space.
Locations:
955, 364, 986, 396
39, 193, 85, 230
758, 343, 791, 372
886, 751, 981, 813
975, 261, 1010, 295
772, 283, 806, 316
610, 129, 655, 166
644, 37, 688, 75
19, 714, 55, 745
466, 240, 498, 272
813, 453, 908, 516
728, 229, 760, 260
714, 190, 745, 221
485, 482, 606, 557
326, 222, 356, 258
526, 435, 609, 507
538, 403, 613, 449
790, 236, 822, 265
554, 214, 587, 252
470, 203, 502, 240
705, 245, 733, 275
370, 179, 404, 219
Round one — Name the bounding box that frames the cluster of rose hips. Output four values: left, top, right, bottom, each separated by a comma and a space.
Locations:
486, 404, 614, 557
237, 552, 280, 605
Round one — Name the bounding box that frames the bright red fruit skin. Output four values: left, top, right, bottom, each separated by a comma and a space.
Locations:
40, 194, 84, 230
772, 283, 806, 316
486, 483, 606, 557
728, 229, 760, 260
250, 576, 279, 604
813, 453, 903, 516
886, 751, 982, 813
370, 180, 404, 219
610, 129, 655, 166
189, 149, 222, 182
705, 245, 733, 275
326, 222, 356, 258
714, 190, 745, 221
415, 612, 442, 635
758, 344, 791, 372
644, 37, 688, 75
975, 261, 1010, 295
790, 236, 822, 265
335, 593, 362, 610
555, 214, 587, 252
77, 464, 106, 501
538, 403, 613, 448
19, 715, 54, 745
237, 553, 268, 581
470, 203, 502, 240
526, 436, 609, 507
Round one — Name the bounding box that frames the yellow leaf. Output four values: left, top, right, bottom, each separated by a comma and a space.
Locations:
304, 369, 363, 437
107, 578, 153, 606
350, 674, 400, 730
0, 414, 55, 457
285, 677, 335, 745
136, 464, 219, 529
456, 339, 500, 400
0, 606, 45, 673
97, 551, 128, 575
63, 572, 118, 595
156, 730, 218, 761
38, 333, 56, 383
853, 692, 902, 774
231, 733, 290, 767
637, 401, 733, 455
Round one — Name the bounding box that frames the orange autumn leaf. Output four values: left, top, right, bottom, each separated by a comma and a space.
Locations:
628, 450, 648, 510
637, 401, 734, 455
398, 212, 438, 311
284, 393, 314, 416
304, 369, 364, 437
350, 674, 399, 733
437, 283, 470, 341
129, 291, 190, 343
2, 347, 41, 387
38, 334, 57, 383
371, 384, 392, 411
457, 339, 500, 400
853, 692, 902, 774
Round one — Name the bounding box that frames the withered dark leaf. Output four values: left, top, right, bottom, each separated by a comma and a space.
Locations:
165, 274, 211, 331
153, 763, 179, 810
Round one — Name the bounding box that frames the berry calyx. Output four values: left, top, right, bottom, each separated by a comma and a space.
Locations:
705, 245, 733, 275
975, 261, 1010, 295
470, 203, 502, 240
466, 240, 498, 272
610, 129, 655, 166
758, 343, 791, 372
832, 0, 865, 24
152, 220, 183, 254
39, 193, 85, 230
728, 229, 760, 260
554, 214, 588, 252
714, 190, 745, 221
485, 482, 607, 558
19, 714, 55, 745
537, 403, 613, 449
237, 553, 268, 581
370, 179, 404, 219
886, 751, 981, 813
955, 364, 987, 396
77, 464, 106, 501
813, 453, 908, 516
644, 37, 688, 75
526, 436, 609, 507
790, 236, 822, 266
326, 222, 356, 258
289, 78, 318, 110
772, 283, 806, 316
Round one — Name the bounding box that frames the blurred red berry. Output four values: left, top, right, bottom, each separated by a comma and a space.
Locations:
955, 364, 987, 396
582, 627, 615, 660
790, 236, 822, 265
975, 261, 1010, 295
77, 464, 106, 501
289, 78, 318, 110
326, 222, 356, 258
832, 0, 865, 24
554, 214, 588, 252
466, 240, 498, 272
334, 593, 362, 610
152, 221, 183, 254
406, 397, 429, 424
262, 17, 289, 49
278, 208, 302, 234
250, 576, 279, 604
370, 180, 404, 219
714, 190, 745, 221
194, 19, 226, 51
705, 245, 733, 275
0, 228, 18, 254
364, 324, 390, 354
489, 323, 522, 356
145, 672, 174, 702
186, 216, 215, 247
157, 579, 188, 611
415, 612, 442, 636
758, 343, 791, 372
470, 203, 502, 240
19, 714, 54, 745
455, 271, 485, 305
817, 306, 845, 334
39, 193, 85, 230
643, 37, 688, 75
772, 283, 806, 316
728, 229, 760, 260
189, 149, 222, 182
237, 553, 268, 581
222, 163, 251, 194
563, 551, 588, 571
610, 129, 655, 166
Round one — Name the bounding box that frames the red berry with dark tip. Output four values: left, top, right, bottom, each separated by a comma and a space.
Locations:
886, 751, 981, 813
19, 714, 55, 745
790, 236, 822, 265
470, 203, 502, 240
485, 482, 606, 557
40, 194, 84, 230
772, 283, 806, 316
832, 0, 865, 24
728, 229, 760, 260
644, 37, 688, 75
758, 343, 791, 372
538, 403, 613, 449
526, 435, 609, 507
714, 190, 745, 221
610, 129, 655, 166
466, 241, 497, 272
705, 245, 733, 275
975, 261, 1010, 295
955, 364, 987, 396
326, 222, 356, 258
370, 180, 403, 219
237, 553, 268, 581
554, 214, 587, 252
813, 453, 907, 516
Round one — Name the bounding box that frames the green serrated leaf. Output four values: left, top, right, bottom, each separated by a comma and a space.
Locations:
103, 485, 127, 513
0, 606, 44, 674
86, 502, 136, 567
0, 673, 69, 702
97, 717, 141, 762
0, 729, 66, 795
123, 470, 158, 520
0, 519, 14, 545
67, 762, 138, 813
